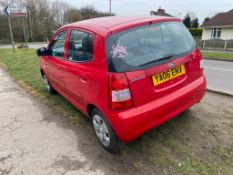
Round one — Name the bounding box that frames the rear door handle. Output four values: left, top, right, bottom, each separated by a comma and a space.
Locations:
80, 76, 87, 83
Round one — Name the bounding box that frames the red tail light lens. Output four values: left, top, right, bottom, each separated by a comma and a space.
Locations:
109, 73, 133, 110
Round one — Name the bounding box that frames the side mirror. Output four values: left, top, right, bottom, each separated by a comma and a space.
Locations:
37, 47, 51, 56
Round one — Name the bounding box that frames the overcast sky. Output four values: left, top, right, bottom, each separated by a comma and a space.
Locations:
53, 0, 233, 23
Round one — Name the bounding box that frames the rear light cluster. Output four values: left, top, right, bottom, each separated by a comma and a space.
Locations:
195, 48, 204, 69
109, 73, 133, 110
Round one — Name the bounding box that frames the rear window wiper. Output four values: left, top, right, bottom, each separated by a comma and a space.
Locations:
139, 54, 175, 67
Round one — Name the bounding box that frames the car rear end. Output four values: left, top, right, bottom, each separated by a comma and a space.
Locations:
105, 20, 206, 142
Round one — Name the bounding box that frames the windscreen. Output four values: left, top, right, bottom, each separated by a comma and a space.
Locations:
106, 22, 196, 72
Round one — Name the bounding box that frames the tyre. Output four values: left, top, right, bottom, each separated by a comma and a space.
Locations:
43, 74, 56, 95
91, 108, 122, 153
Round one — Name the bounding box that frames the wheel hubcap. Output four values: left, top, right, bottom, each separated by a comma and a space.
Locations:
43, 75, 51, 91
93, 114, 110, 147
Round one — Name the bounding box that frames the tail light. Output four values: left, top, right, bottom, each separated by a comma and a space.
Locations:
109, 73, 133, 110
193, 48, 204, 70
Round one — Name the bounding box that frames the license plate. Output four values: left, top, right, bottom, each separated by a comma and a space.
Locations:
152, 64, 186, 86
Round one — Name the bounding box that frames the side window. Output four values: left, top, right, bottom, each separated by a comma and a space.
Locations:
49, 31, 67, 58
68, 30, 93, 62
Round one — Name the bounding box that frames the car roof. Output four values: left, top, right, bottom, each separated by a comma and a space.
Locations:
63, 16, 181, 36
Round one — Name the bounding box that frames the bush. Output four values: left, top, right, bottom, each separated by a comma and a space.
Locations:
189, 28, 203, 37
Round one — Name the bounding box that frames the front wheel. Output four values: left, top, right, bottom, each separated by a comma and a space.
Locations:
43, 74, 56, 95
92, 109, 122, 153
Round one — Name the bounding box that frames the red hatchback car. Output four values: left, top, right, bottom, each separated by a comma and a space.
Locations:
37, 16, 206, 153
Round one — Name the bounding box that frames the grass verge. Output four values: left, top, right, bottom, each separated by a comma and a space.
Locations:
0, 49, 233, 174
201, 51, 233, 61
0, 49, 89, 126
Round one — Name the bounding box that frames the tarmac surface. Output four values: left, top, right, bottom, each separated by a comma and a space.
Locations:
204, 59, 233, 95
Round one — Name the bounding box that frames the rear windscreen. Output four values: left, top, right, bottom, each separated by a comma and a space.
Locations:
106, 22, 195, 72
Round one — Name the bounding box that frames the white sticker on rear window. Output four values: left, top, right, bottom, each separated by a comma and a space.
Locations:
111, 44, 128, 58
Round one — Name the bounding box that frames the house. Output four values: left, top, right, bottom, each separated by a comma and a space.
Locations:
201, 9, 233, 40
150, 7, 173, 17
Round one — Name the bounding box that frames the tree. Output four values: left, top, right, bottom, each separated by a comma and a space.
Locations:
0, 0, 113, 43
27, 0, 55, 41
183, 12, 200, 28
183, 14, 191, 28
192, 18, 199, 28
64, 8, 81, 23
79, 5, 111, 20
51, 1, 71, 27
204, 17, 210, 23
64, 5, 112, 23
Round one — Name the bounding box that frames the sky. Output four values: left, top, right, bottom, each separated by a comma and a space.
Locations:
51, 0, 233, 23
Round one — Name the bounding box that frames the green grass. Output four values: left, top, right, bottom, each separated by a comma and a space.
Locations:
0, 49, 89, 126
201, 51, 233, 60
0, 42, 47, 45
0, 48, 233, 174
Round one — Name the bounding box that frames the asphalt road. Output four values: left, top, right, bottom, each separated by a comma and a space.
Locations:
204, 59, 233, 95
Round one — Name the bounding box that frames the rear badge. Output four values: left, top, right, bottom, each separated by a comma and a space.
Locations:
168, 62, 175, 69
130, 74, 146, 84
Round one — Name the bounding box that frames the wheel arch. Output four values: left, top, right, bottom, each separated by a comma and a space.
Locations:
87, 104, 97, 118
40, 69, 45, 77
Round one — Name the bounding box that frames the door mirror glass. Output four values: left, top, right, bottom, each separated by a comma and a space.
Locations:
37, 47, 51, 56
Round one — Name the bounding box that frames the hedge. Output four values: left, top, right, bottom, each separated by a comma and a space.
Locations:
188, 28, 203, 37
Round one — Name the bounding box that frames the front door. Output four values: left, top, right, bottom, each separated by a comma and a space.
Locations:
46, 30, 68, 91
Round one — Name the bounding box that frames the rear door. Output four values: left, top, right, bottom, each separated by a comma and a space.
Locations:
63, 29, 95, 110
46, 30, 68, 91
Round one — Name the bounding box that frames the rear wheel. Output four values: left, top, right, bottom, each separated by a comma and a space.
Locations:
43, 74, 56, 95
91, 109, 122, 153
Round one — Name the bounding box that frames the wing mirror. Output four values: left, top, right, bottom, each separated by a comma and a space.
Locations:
37, 47, 52, 56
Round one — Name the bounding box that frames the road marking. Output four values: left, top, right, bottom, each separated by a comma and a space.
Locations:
204, 66, 233, 73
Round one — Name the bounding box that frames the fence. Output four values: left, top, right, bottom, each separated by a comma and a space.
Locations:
195, 38, 233, 51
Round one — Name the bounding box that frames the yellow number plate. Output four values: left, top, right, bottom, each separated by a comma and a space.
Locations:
152, 64, 186, 86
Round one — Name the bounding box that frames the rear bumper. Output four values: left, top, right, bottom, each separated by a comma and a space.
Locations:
109, 76, 206, 142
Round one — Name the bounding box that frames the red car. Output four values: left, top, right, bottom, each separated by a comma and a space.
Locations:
37, 16, 206, 153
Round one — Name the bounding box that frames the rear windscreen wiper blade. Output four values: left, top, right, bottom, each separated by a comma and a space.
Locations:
139, 54, 175, 67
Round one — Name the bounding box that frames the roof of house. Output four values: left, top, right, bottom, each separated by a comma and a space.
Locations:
150, 8, 173, 17
62, 16, 180, 36
201, 9, 233, 27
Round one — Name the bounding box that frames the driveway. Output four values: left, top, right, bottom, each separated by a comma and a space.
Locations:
0, 68, 156, 175
204, 59, 233, 95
